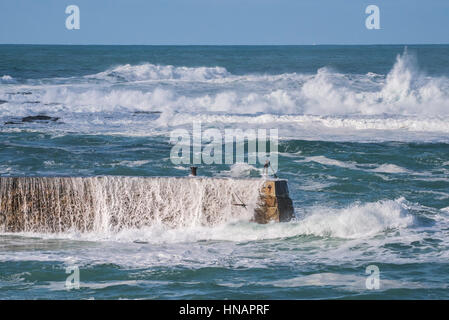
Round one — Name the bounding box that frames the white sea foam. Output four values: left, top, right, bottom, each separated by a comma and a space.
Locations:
0, 197, 414, 242
226, 163, 262, 178
295, 198, 414, 239
89, 63, 231, 82
298, 156, 410, 174
1, 50, 449, 141
108, 197, 414, 241
370, 164, 408, 174
113, 160, 150, 167
300, 51, 449, 116
298, 156, 358, 170
0, 75, 15, 83
4, 196, 449, 269
87, 62, 311, 84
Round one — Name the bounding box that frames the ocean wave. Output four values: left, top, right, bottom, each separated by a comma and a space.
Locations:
297, 156, 410, 174
300, 52, 449, 116
85, 62, 313, 85
0, 75, 15, 84
0, 198, 415, 242
5, 86, 447, 134
163, 114, 449, 136
102, 197, 415, 240
88, 63, 231, 82
3, 197, 447, 270
295, 198, 414, 239
370, 163, 408, 174
1, 50, 449, 140
224, 163, 263, 178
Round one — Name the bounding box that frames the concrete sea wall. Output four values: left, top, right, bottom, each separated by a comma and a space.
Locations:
0, 177, 294, 233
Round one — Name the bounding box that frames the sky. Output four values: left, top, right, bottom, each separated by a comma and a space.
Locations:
0, 0, 448, 45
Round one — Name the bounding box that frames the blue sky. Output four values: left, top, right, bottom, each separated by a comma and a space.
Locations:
0, 0, 448, 45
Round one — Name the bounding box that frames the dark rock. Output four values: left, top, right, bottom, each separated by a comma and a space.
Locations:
0, 100, 7, 105
6, 92, 32, 95
21, 115, 60, 123
4, 121, 22, 125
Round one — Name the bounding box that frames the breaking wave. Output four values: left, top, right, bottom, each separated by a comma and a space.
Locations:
1, 197, 416, 243
298, 156, 410, 173
300, 51, 449, 116
1, 49, 449, 139
0, 75, 15, 84
295, 198, 414, 239
89, 63, 231, 82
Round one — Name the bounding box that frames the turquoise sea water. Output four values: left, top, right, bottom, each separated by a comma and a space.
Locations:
0, 45, 449, 299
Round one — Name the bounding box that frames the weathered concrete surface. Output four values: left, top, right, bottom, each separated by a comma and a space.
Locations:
0, 177, 294, 232
254, 180, 295, 223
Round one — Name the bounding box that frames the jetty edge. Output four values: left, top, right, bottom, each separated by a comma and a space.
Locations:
255, 179, 294, 223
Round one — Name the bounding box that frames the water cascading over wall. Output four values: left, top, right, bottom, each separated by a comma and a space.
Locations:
0, 177, 264, 233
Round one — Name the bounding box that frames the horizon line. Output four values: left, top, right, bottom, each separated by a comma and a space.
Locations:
1, 43, 448, 46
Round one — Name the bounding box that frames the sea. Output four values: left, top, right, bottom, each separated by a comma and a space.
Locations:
0, 44, 448, 299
